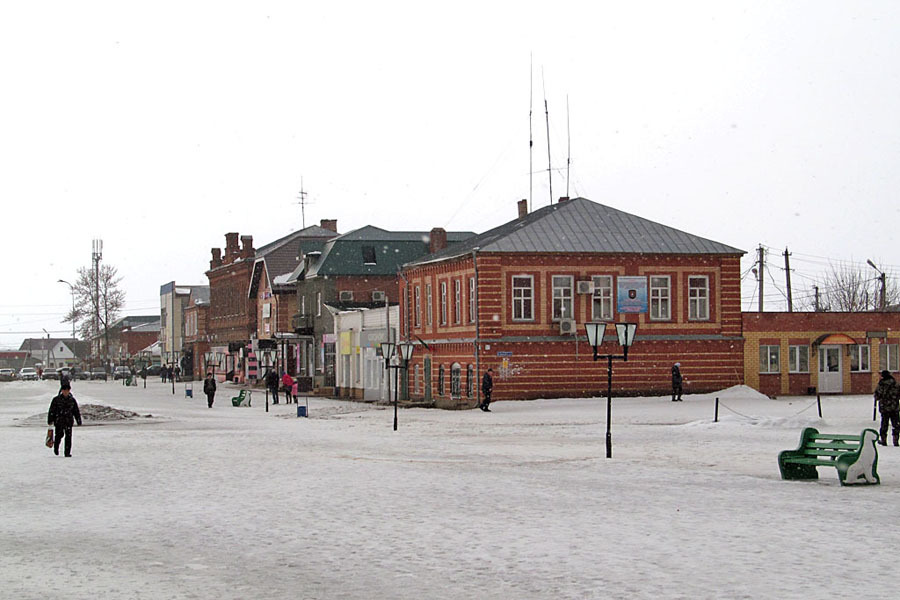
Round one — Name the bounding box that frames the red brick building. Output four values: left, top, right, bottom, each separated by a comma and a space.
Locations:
400, 198, 746, 407
184, 287, 211, 379
207, 232, 256, 381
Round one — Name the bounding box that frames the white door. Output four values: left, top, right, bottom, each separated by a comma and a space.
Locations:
818, 345, 842, 393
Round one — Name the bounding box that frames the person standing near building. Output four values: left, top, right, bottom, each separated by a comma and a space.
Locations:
47, 380, 82, 457
874, 370, 900, 446
266, 369, 280, 404
203, 372, 217, 408
161, 364, 168, 383
479, 368, 494, 412
671, 363, 684, 402
281, 371, 295, 404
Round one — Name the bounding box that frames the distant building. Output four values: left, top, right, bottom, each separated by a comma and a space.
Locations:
17, 338, 80, 369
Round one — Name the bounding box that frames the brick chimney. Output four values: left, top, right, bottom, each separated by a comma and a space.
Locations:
320, 219, 338, 233
240, 235, 254, 259
429, 227, 447, 254
517, 199, 528, 219
210, 248, 222, 270
224, 232, 239, 263
558, 197, 570, 203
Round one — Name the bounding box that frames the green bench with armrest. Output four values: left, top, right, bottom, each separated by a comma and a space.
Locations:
778, 427, 880, 486
231, 389, 252, 407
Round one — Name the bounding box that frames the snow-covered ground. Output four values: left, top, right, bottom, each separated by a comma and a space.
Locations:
1, 379, 895, 599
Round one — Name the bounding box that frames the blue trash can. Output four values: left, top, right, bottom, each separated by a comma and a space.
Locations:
297, 405, 307, 418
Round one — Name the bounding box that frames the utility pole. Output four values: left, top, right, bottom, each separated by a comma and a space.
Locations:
92, 239, 103, 363
867, 259, 886, 310
814, 286, 820, 312
783, 247, 793, 312
757, 245, 765, 312
297, 177, 310, 229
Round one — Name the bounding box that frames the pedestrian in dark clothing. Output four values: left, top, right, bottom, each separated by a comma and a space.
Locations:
203, 372, 217, 408
47, 381, 82, 457
266, 369, 280, 404
167, 365, 174, 383
161, 364, 168, 383
479, 368, 494, 412
874, 370, 900, 446
672, 363, 683, 401
174, 365, 181, 382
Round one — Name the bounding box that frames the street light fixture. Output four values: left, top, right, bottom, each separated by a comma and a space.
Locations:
867, 259, 886, 311
380, 341, 396, 424
392, 342, 415, 431
57, 279, 76, 340
584, 321, 638, 459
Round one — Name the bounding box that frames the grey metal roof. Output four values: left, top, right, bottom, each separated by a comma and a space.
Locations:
408, 197, 744, 265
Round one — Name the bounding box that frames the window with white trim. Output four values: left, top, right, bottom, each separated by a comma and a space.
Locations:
414, 286, 421, 328
468, 277, 476, 323
880, 343, 899, 372
440, 281, 448, 325
760, 345, 780, 373
850, 344, 870, 372
450, 363, 461, 398
552, 275, 573, 321
688, 276, 709, 320
426, 283, 433, 326
512, 275, 534, 321
316, 292, 322, 317
592, 275, 613, 320
454, 279, 461, 324
650, 276, 671, 321
788, 345, 809, 373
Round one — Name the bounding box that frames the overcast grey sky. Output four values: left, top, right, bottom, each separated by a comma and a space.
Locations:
2, 1, 899, 350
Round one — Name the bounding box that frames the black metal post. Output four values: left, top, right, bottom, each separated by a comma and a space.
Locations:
393, 365, 399, 431
606, 355, 613, 459
817, 394, 822, 418
714, 397, 719, 422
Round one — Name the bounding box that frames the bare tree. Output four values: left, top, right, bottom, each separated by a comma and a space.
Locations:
62, 264, 126, 355
802, 263, 899, 312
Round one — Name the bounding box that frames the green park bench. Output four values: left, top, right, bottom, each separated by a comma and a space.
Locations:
231, 389, 252, 407
778, 427, 880, 486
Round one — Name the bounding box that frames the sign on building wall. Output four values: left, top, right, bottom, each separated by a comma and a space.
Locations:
617, 276, 648, 313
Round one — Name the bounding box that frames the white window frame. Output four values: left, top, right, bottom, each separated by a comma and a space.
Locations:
650, 276, 671, 321
454, 279, 462, 325
850, 344, 870, 372
426, 283, 433, 327
760, 345, 780, 373
440, 281, 448, 325
688, 275, 709, 321
316, 292, 322, 317
552, 275, 573, 321
468, 277, 476, 323
880, 343, 899, 372
414, 286, 421, 328
788, 345, 809, 373
591, 275, 613, 320
512, 275, 534, 321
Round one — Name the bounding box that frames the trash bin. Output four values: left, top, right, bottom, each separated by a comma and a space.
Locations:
297, 405, 307, 418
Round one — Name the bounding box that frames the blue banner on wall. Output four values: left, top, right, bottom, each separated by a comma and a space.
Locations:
617, 276, 648, 313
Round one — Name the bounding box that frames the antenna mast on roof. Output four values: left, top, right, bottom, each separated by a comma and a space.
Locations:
543, 68, 552, 205
529, 55, 533, 213
297, 177, 311, 229
566, 94, 571, 199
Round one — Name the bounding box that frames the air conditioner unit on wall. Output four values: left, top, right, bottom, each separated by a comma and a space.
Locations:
559, 318, 576, 335
576, 280, 594, 294
372, 290, 386, 302
339, 291, 354, 302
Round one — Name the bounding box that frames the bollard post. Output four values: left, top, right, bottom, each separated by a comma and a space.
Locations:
817, 394, 822, 418
266, 387, 269, 413
714, 397, 719, 423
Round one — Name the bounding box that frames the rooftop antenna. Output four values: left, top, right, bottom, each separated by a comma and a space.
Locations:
543, 68, 552, 205
296, 177, 311, 229
529, 54, 533, 213
566, 94, 571, 199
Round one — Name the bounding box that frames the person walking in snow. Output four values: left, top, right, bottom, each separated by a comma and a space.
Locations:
266, 369, 280, 404
281, 371, 295, 404
479, 368, 494, 412
47, 380, 82, 457
874, 370, 900, 446
671, 363, 684, 402
161, 364, 168, 383
203, 372, 217, 408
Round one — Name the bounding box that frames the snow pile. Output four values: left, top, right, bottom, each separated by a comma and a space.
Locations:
79, 403, 152, 421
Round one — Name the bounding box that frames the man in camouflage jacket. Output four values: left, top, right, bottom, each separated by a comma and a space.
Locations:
874, 370, 900, 446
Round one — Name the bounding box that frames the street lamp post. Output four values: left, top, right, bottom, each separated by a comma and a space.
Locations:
867, 259, 886, 311
57, 279, 76, 340
584, 321, 637, 459
380, 340, 395, 421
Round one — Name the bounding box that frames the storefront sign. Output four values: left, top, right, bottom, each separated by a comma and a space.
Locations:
617, 276, 648, 313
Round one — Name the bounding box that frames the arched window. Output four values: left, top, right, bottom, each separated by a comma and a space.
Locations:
466, 364, 474, 397
414, 364, 421, 395
438, 364, 445, 396
450, 363, 462, 398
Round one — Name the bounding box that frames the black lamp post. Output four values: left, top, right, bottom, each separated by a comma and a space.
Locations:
380, 341, 396, 424
393, 342, 414, 431
585, 321, 637, 459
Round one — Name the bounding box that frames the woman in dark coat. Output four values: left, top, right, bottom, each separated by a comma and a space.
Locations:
47, 381, 82, 457
203, 372, 217, 408
671, 363, 683, 402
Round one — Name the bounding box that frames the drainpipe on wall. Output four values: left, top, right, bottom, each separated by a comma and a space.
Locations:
472, 248, 480, 406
